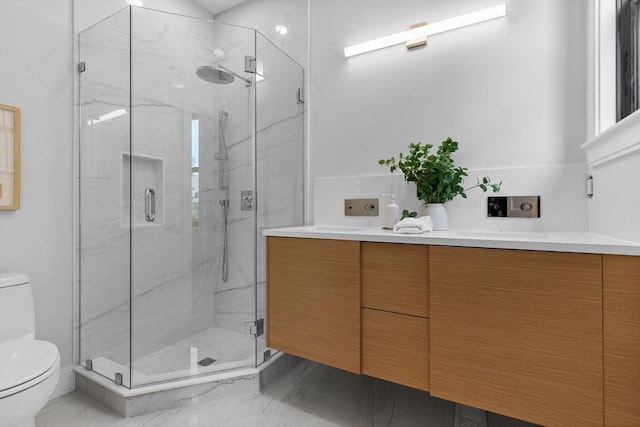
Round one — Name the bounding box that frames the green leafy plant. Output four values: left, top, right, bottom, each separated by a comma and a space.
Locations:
401, 209, 418, 220
379, 137, 501, 204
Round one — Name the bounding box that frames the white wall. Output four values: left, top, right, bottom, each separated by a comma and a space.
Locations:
75, 0, 211, 32
0, 0, 75, 396
588, 151, 640, 242
215, 0, 308, 69
309, 0, 589, 227
314, 165, 589, 232
584, 109, 640, 243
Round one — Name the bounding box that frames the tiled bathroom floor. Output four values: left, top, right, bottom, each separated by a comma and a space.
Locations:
37, 360, 538, 427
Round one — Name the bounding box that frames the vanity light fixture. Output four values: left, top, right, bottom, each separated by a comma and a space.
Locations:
343, 3, 507, 58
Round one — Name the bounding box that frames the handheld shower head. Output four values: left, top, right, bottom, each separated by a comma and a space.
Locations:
214, 111, 229, 161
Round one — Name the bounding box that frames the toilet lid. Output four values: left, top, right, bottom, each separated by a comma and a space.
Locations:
0, 339, 59, 392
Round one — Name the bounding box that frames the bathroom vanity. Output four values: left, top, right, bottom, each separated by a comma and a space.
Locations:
264, 227, 640, 427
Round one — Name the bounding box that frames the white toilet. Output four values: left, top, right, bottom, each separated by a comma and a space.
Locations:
0, 273, 60, 427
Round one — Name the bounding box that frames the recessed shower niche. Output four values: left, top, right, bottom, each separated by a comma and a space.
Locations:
122, 153, 164, 226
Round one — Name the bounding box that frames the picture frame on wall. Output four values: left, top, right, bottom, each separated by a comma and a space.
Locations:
0, 103, 20, 210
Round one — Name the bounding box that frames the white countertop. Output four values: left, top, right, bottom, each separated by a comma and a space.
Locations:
264, 226, 640, 256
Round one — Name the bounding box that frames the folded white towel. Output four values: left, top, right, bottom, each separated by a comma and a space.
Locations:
393, 216, 434, 234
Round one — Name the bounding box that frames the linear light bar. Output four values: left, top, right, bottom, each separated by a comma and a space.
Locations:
344, 3, 507, 58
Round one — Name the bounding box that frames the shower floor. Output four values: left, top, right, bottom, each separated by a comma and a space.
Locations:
135, 326, 253, 374
89, 326, 255, 388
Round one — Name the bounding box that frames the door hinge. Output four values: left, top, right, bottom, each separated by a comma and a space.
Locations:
244, 55, 257, 73
297, 88, 305, 104
250, 318, 264, 337
78, 61, 86, 73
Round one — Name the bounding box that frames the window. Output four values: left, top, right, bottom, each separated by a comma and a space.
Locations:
617, 0, 640, 120
191, 118, 199, 225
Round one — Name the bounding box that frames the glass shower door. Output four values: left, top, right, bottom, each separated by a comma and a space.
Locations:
128, 8, 257, 387
255, 32, 305, 365
78, 6, 133, 388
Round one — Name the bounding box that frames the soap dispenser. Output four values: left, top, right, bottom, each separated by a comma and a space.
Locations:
383, 193, 400, 230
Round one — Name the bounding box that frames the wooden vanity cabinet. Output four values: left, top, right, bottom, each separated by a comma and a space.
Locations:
266, 236, 640, 426
430, 246, 603, 427
361, 243, 429, 391
266, 237, 361, 373
603, 255, 640, 426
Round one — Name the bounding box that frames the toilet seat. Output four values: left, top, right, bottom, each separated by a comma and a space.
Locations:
0, 339, 60, 399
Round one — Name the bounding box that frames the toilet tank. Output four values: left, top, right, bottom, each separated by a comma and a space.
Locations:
0, 273, 36, 342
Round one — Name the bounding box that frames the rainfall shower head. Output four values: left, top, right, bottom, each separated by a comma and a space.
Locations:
196, 64, 252, 85
196, 65, 234, 84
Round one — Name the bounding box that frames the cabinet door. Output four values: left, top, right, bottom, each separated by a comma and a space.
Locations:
266, 237, 361, 373
604, 255, 640, 427
430, 247, 602, 427
362, 308, 429, 391
362, 242, 429, 317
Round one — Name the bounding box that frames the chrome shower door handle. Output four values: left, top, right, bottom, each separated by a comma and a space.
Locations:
145, 188, 156, 222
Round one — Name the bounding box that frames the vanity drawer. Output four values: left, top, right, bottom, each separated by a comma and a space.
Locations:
361, 242, 429, 317
362, 308, 429, 391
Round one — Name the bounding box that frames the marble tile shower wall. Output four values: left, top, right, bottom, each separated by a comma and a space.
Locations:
128, 8, 219, 363
210, 29, 305, 337
213, 1, 308, 348
208, 22, 254, 337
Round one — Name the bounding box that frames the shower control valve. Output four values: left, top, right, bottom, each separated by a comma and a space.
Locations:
241, 190, 254, 210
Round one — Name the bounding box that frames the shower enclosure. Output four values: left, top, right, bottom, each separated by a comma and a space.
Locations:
78, 6, 304, 388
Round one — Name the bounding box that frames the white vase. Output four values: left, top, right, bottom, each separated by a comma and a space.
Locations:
423, 203, 448, 231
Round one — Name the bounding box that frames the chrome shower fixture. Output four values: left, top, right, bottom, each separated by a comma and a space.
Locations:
196, 65, 252, 85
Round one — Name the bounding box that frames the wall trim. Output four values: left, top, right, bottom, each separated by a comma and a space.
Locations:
582, 109, 640, 166
51, 365, 76, 399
